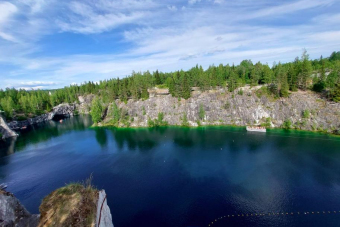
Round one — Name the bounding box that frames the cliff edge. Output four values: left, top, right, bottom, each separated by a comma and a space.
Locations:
0, 189, 39, 226
0, 115, 18, 140
0, 184, 113, 227
102, 87, 340, 133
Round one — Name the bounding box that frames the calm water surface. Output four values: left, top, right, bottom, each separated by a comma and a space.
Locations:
1, 116, 340, 227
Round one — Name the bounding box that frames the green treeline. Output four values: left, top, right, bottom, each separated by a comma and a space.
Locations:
1, 50, 340, 120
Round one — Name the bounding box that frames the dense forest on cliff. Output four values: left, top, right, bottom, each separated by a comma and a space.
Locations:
1, 50, 340, 120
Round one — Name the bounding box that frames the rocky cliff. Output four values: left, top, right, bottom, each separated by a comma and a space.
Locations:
6, 104, 76, 132
0, 189, 39, 226
96, 190, 113, 227
0, 186, 114, 227
0, 115, 18, 140
102, 86, 340, 133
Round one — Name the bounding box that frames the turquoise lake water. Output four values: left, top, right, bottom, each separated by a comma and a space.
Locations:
1, 115, 340, 227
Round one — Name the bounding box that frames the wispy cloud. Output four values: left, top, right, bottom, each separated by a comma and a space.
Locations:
167, 5, 178, 11
0, 0, 339, 89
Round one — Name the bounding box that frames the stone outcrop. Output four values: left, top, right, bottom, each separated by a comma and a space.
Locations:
96, 190, 114, 227
0, 190, 39, 226
104, 87, 340, 132
0, 187, 114, 227
7, 104, 76, 131
0, 115, 18, 139
78, 94, 95, 114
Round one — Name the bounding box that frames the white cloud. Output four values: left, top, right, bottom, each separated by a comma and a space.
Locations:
56, 1, 147, 34
20, 81, 56, 86
0, 0, 340, 89
188, 0, 201, 5
242, 0, 335, 20
0, 2, 18, 42
167, 5, 177, 11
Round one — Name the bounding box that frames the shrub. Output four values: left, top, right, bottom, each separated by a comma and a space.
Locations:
156, 84, 168, 89
311, 123, 317, 131
148, 112, 168, 127
282, 119, 292, 129
312, 80, 326, 92
181, 113, 189, 127
223, 102, 230, 110
142, 106, 146, 115
302, 110, 310, 118
261, 117, 271, 127
155, 112, 168, 126
90, 97, 102, 124
111, 103, 121, 125
147, 117, 155, 127
199, 104, 205, 120
237, 89, 243, 95
255, 86, 269, 98
16, 116, 28, 121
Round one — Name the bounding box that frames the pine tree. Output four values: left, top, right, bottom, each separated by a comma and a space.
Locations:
181, 73, 191, 99
261, 65, 272, 84
332, 83, 340, 102
155, 70, 161, 85
299, 49, 312, 90
228, 70, 238, 92
91, 97, 103, 124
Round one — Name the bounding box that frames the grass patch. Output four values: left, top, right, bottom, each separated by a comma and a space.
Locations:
39, 175, 98, 227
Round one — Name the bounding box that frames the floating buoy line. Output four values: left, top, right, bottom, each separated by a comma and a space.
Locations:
208, 210, 340, 226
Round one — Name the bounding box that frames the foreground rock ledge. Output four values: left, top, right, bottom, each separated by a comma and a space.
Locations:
0, 185, 113, 227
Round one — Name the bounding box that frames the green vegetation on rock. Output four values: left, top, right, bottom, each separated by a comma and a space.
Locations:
199, 104, 205, 121
39, 177, 98, 227
148, 112, 168, 127
282, 119, 292, 129
90, 97, 103, 124
181, 113, 189, 127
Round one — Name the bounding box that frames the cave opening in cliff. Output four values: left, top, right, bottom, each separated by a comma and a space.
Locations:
52, 114, 68, 121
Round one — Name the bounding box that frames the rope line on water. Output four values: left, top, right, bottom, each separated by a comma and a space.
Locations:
208, 210, 340, 226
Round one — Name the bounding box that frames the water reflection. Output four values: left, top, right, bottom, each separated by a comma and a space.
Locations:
95, 128, 108, 148
0, 115, 92, 155
1, 118, 340, 227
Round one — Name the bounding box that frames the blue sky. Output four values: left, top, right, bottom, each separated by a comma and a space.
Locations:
0, 0, 339, 90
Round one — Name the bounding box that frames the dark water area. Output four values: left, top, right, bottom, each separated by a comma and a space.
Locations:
1, 115, 340, 227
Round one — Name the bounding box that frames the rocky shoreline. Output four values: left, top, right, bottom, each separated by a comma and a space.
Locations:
102, 87, 340, 134
7, 104, 77, 130
1, 87, 340, 139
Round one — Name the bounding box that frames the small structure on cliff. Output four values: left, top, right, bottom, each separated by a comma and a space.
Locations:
147, 87, 170, 97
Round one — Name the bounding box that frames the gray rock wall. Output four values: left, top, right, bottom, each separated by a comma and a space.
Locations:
0, 190, 39, 227
0, 115, 18, 139
7, 104, 76, 131
104, 88, 340, 132
96, 190, 113, 227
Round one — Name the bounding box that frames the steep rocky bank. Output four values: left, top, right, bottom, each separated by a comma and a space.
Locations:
7, 104, 76, 131
3, 86, 340, 136
102, 86, 340, 133
0, 186, 113, 227
0, 189, 39, 226
0, 115, 18, 140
